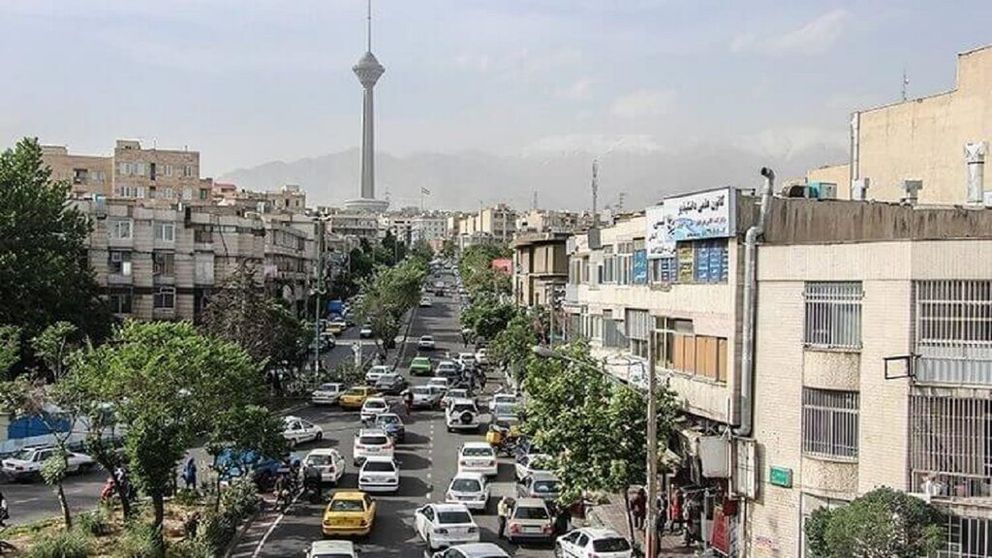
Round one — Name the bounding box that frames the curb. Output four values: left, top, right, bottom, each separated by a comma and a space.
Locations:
222, 504, 264, 558
391, 306, 418, 368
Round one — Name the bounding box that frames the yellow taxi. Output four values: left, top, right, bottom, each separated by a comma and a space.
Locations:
339, 386, 378, 410
322, 490, 376, 537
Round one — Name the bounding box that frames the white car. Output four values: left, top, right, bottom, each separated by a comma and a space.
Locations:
488, 393, 517, 413
515, 453, 552, 481
441, 388, 470, 408
359, 324, 374, 338
303, 448, 345, 484
358, 456, 400, 493
307, 540, 358, 558
456, 353, 477, 369
445, 399, 480, 432
436, 360, 460, 377
429, 543, 509, 558
456, 442, 498, 477
328, 318, 348, 331
283, 416, 323, 447
556, 528, 633, 558
418, 335, 436, 350
428, 377, 450, 392
365, 365, 391, 385
352, 428, 395, 466
410, 385, 445, 409
311, 382, 343, 406
414, 503, 480, 550
1, 446, 95, 481
360, 397, 390, 422
475, 348, 489, 366
420, 297, 433, 307
445, 472, 489, 511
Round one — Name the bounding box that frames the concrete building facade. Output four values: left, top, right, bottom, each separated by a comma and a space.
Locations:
513, 232, 570, 309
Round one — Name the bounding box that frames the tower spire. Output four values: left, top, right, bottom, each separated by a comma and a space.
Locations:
366, 0, 372, 52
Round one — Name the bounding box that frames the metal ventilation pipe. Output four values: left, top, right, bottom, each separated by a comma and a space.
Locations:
966, 142, 987, 206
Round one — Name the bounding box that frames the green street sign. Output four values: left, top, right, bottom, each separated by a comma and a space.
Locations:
769, 466, 793, 488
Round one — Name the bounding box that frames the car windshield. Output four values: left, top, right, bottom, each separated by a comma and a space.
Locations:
494, 404, 517, 416
317, 384, 338, 391
412, 387, 431, 395
532, 480, 559, 493
593, 538, 632, 552
452, 404, 476, 413
449, 390, 468, 398
10, 449, 39, 460
462, 447, 492, 457
329, 499, 364, 512
313, 554, 352, 558
514, 506, 549, 520
378, 375, 398, 383
451, 478, 481, 492
420, 336, 432, 341
359, 435, 388, 445
437, 511, 473, 524
306, 454, 334, 466
365, 400, 387, 408
363, 461, 395, 472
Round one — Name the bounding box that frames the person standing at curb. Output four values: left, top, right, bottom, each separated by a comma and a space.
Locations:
497, 496, 512, 538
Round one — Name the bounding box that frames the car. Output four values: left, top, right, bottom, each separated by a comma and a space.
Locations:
505, 498, 554, 544
410, 356, 433, 376
309, 337, 332, 352
360, 397, 390, 422
445, 399, 480, 432
303, 448, 346, 485
365, 365, 391, 385
456, 353, 477, 369
492, 402, 519, 423
322, 491, 377, 537
358, 456, 400, 493
283, 416, 323, 447
311, 382, 344, 406
518, 471, 561, 502
420, 297, 433, 307
515, 453, 553, 481
475, 348, 489, 366
352, 428, 394, 466
429, 543, 510, 558
215, 449, 283, 489
374, 412, 406, 442
428, 377, 451, 392
556, 527, 633, 558
414, 503, 480, 550
436, 360, 460, 378
359, 324, 374, 338
375, 373, 408, 395
441, 388, 471, 408
306, 540, 358, 558
456, 442, 498, 477
1, 446, 95, 481
339, 386, 379, 410
418, 335, 437, 350
488, 393, 517, 413
445, 472, 489, 511
409, 385, 445, 409
327, 319, 348, 334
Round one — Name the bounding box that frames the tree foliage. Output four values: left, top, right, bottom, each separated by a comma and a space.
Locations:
460, 294, 518, 340
356, 259, 426, 352
804, 487, 945, 558
0, 325, 21, 379
0, 138, 111, 368
489, 311, 540, 384
458, 244, 511, 297
205, 404, 287, 510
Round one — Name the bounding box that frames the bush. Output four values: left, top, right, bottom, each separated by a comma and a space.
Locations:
167, 537, 215, 558
174, 487, 202, 507
77, 508, 111, 536
115, 522, 161, 558
25, 529, 90, 558
220, 477, 260, 522
199, 510, 237, 552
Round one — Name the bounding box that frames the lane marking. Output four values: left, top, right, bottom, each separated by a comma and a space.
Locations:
250, 492, 301, 558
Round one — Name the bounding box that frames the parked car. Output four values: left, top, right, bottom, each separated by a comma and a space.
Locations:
410, 356, 433, 376
303, 448, 345, 485
311, 382, 343, 406
409, 385, 445, 409
374, 412, 406, 442
445, 472, 489, 511
360, 397, 391, 422
352, 428, 395, 466
339, 386, 380, 410
321, 491, 377, 537
359, 324, 374, 338
505, 498, 554, 544
283, 416, 323, 447
456, 442, 498, 477
414, 503, 480, 550
358, 456, 400, 493
446, 399, 480, 433
307, 540, 358, 558
517, 471, 561, 502
429, 543, 509, 558
418, 335, 437, 350
2, 446, 95, 481
555, 528, 633, 558
214, 449, 283, 489
514, 453, 552, 481
375, 373, 408, 395
365, 365, 391, 385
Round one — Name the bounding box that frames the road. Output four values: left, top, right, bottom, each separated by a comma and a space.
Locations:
3, 327, 372, 527
250, 295, 555, 558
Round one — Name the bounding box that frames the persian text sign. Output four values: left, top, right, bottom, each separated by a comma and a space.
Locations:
645, 188, 736, 259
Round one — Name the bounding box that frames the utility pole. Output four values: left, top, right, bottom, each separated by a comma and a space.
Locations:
591, 159, 599, 227
644, 334, 659, 558
313, 219, 327, 383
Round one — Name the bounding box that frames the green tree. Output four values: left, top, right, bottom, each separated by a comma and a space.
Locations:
356, 259, 426, 354
440, 239, 456, 259
805, 487, 945, 558
0, 138, 111, 368
489, 312, 539, 385
68, 321, 266, 553
205, 405, 287, 511
0, 325, 21, 379
460, 295, 518, 340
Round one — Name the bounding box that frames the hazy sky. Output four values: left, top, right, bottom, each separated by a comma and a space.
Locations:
2, 0, 989, 177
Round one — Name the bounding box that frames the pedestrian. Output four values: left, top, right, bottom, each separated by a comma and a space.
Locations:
497, 496, 512, 538
683, 496, 700, 547
403, 389, 414, 415
182, 457, 197, 490
0, 490, 8, 527
657, 491, 669, 534
669, 487, 683, 534
630, 487, 647, 530
553, 501, 571, 535
184, 511, 201, 540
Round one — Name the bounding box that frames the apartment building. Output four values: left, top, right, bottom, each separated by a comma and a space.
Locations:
513, 231, 570, 308
515, 209, 583, 234
40, 145, 113, 199
452, 204, 518, 252
216, 184, 307, 214
262, 213, 318, 314
318, 208, 380, 240
410, 215, 447, 245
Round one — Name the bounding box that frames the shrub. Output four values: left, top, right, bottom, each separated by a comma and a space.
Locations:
25, 529, 90, 558
114, 521, 161, 558
173, 488, 202, 507
77, 508, 111, 536
199, 510, 237, 552
220, 477, 260, 522
167, 537, 215, 558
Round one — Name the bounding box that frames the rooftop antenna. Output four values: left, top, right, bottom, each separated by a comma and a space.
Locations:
532, 191, 538, 210
591, 159, 599, 226
616, 191, 625, 213
902, 68, 909, 102
366, 0, 372, 52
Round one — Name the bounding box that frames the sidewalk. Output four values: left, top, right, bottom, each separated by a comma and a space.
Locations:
587, 493, 697, 557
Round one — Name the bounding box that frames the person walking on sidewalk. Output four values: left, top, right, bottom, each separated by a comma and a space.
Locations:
630, 487, 647, 530
182, 457, 197, 490
497, 496, 513, 538
669, 487, 683, 534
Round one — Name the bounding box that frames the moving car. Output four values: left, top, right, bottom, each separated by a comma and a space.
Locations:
429, 543, 510, 558
518, 471, 561, 502
475, 348, 489, 366
282, 416, 323, 447
445, 472, 489, 511
359, 324, 374, 338
409, 385, 445, 409
492, 402, 519, 423
556, 528, 633, 558
436, 360, 460, 379
456, 442, 498, 477
418, 335, 437, 350
515, 453, 552, 481
375, 373, 408, 395
445, 399, 480, 432
2, 446, 95, 481
352, 428, 394, 466
365, 365, 391, 385
456, 353, 477, 369
420, 296, 433, 307
441, 388, 470, 408
311, 382, 344, 406
327, 318, 348, 334
304, 448, 346, 485
414, 503, 480, 550
410, 356, 433, 376
428, 377, 451, 392
358, 456, 400, 493
360, 397, 390, 422
322, 491, 377, 537
505, 498, 554, 544
339, 386, 379, 410
374, 412, 406, 442
306, 540, 358, 558
488, 393, 518, 413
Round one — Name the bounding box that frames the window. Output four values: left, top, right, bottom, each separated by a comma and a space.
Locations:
804, 282, 863, 349
602, 246, 616, 283
802, 388, 859, 459
650, 257, 677, 284
153, 252, 175, 276
108, 251, 132, 275
72, 168, 88, 184
603, 319, 627, 349
109, 289, 132, 314
183, 165, 194, 177
626, 309, 651, 358
194, 228, 213, 243
153, 287, 176, 309
693, 240, 729, 283
110, 220, 132, 240
163, 164, 174, 177
654, 318, 729, 383
156, 187, 174, 199
154, 222, 175, 242
114, 185, 145, 198
909, 394, 992, 499
199, 188, 209, 200
182, 188, 192, 200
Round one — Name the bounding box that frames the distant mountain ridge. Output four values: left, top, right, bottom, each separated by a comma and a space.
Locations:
219, 143, 846, 211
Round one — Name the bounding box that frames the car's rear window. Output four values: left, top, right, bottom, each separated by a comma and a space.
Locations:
363, 461, 395, 472
306, 455, 334, 466
359, 436, 388, 445
366, 400, 387, 408
437, 511, 473, 524
450, 478, 481, 492
453, 404, 476, 413
462, 447, 493, 457
329, 499, 364, 512
533, 480, 559, 493
514, 506, 549, 520
377, 415, 400, 425
593, 538, 632, 552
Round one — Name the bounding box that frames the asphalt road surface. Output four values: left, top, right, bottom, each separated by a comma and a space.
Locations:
252, 296, 555, 558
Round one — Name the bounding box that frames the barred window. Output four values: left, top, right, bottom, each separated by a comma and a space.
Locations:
802, 388, 859, 459
804, 282, 862, 349
603, 319, 627, 349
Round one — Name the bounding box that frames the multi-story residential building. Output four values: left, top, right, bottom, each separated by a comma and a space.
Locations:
513, 231, 570, 308
452, 204, 518, 252
515, 209, 583, 234
40, 145, 114, 199
318, 208, 380, 240
262, 213, 318, 314
215, 184, 307, 214
410, 215, 447, 245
